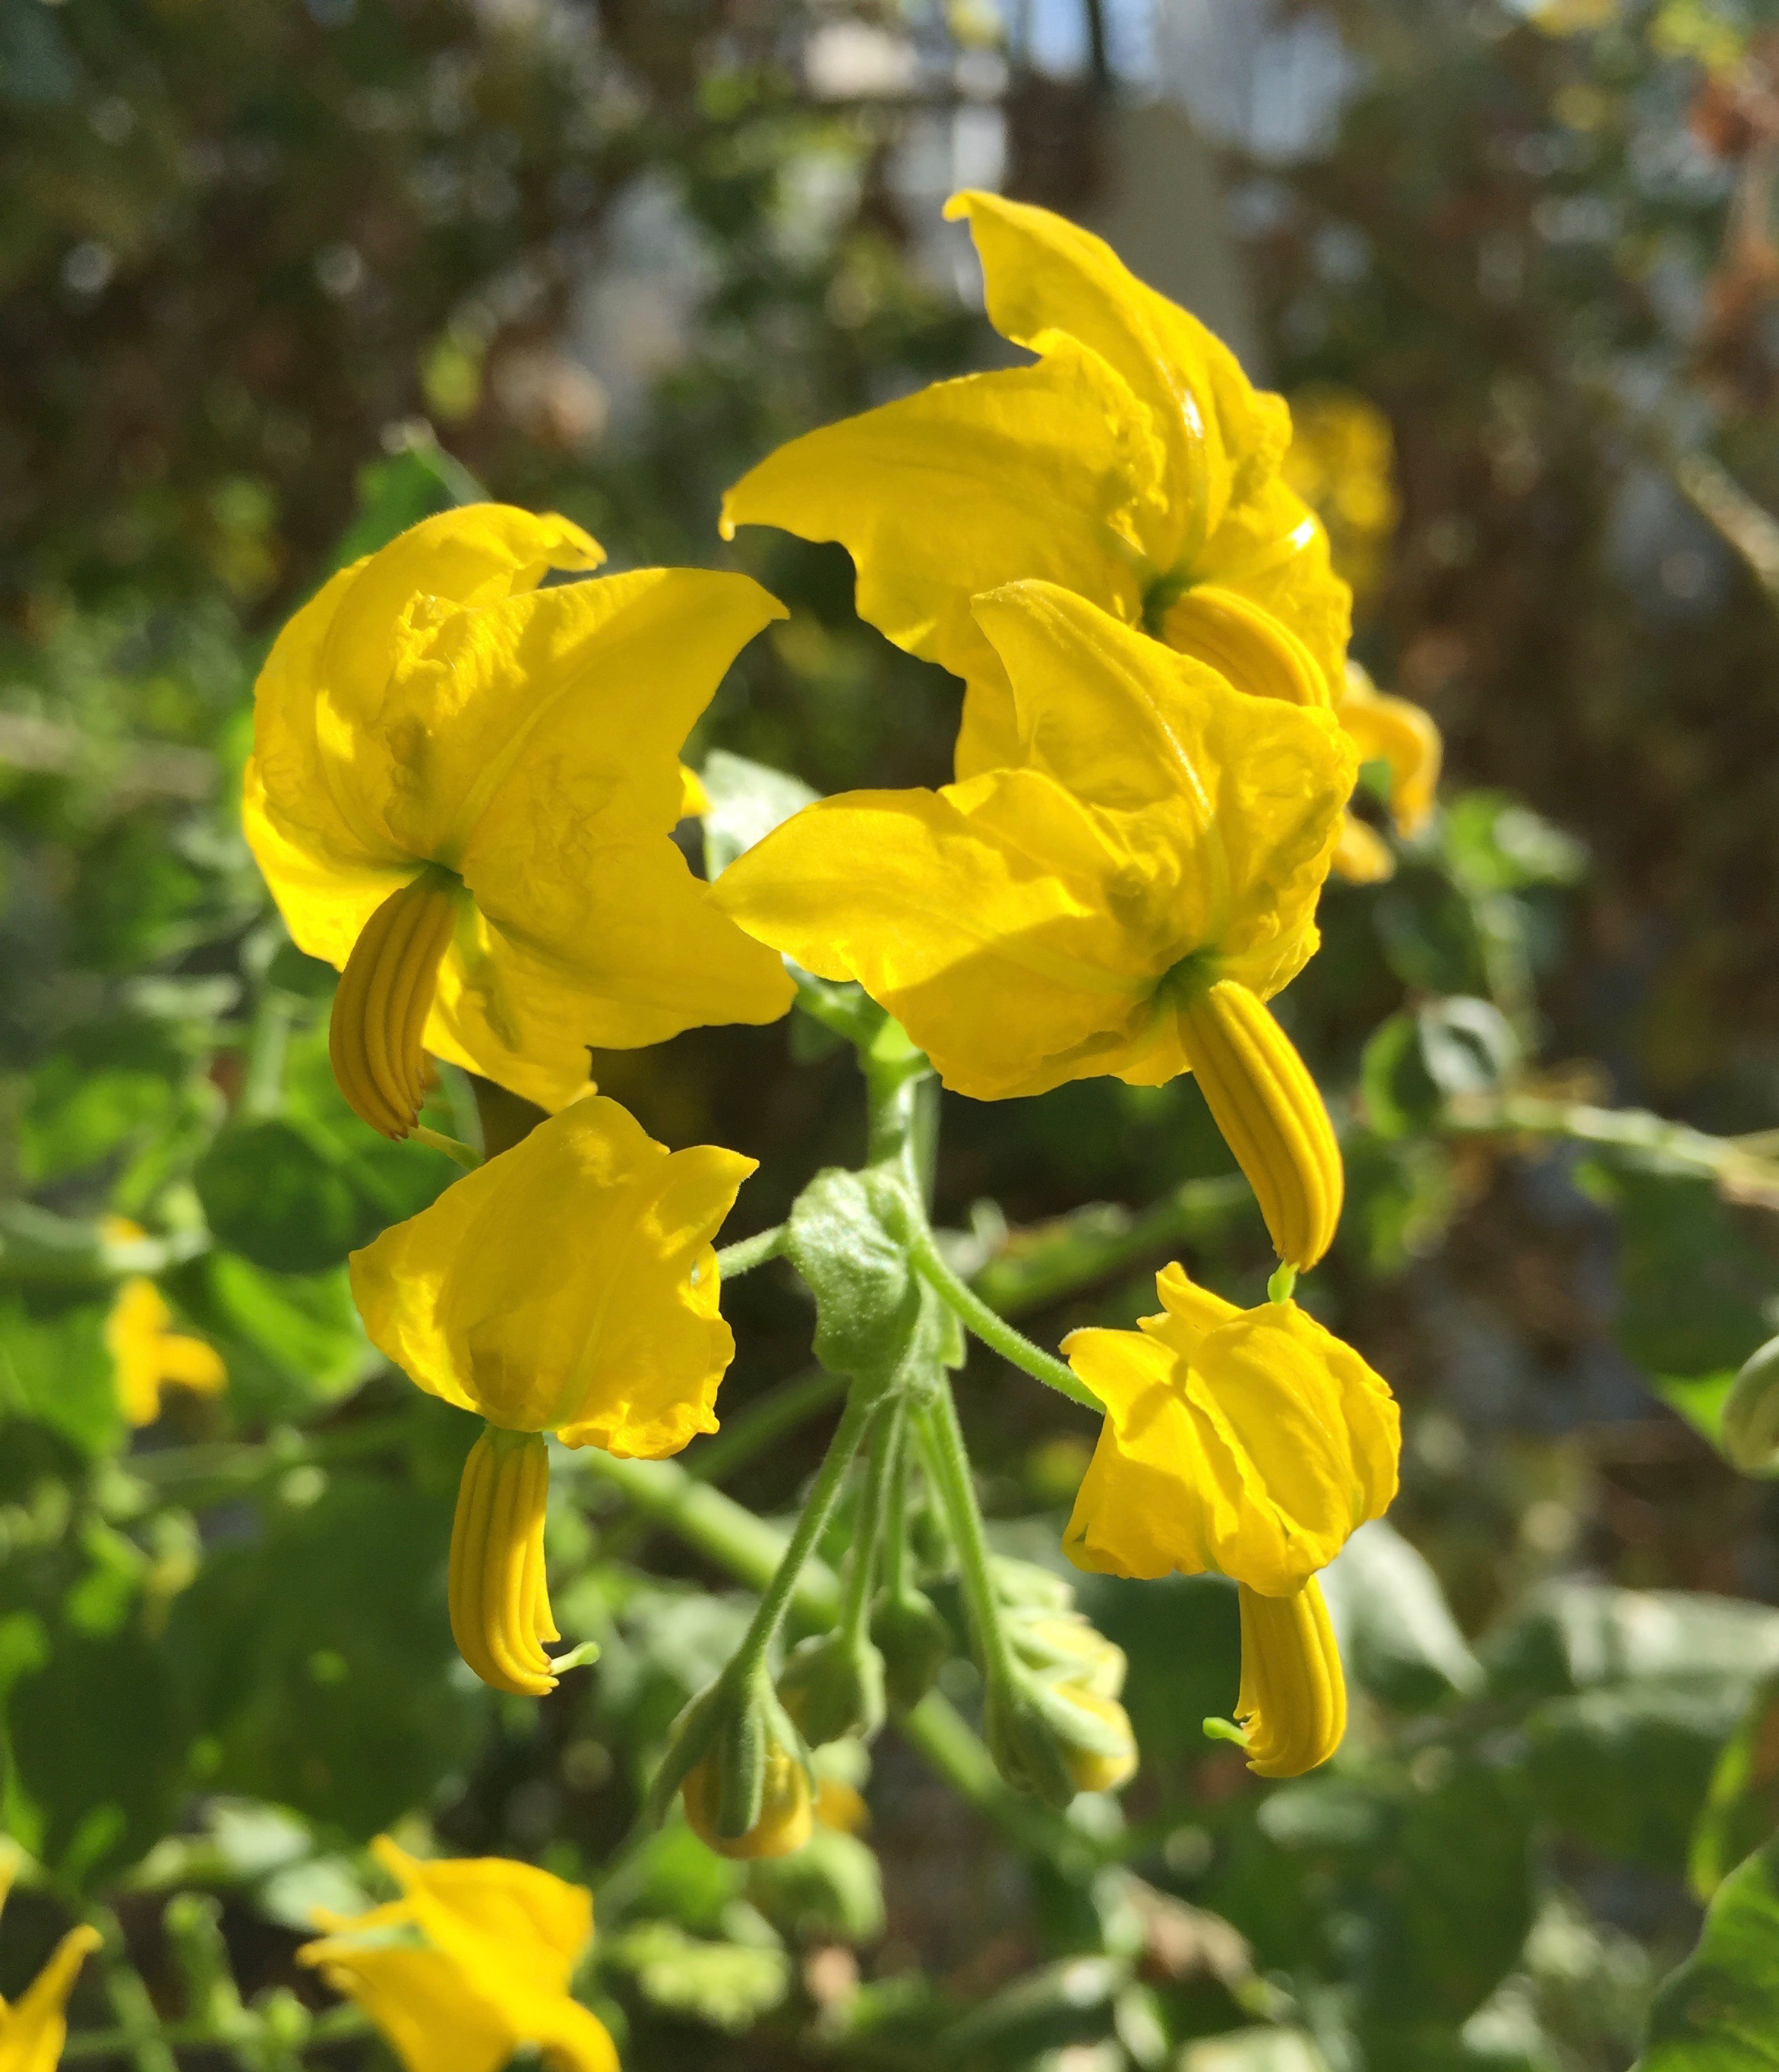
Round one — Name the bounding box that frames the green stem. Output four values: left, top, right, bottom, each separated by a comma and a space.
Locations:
729, 1388, 873, 1685
840, 1399, 901, 1644
1445, 1091, 1779, 1206
684, 1368, 847, 1486
62, 2005, 370, 2063
88, 1906, 177, 2072
567, 1451, 841, 1623
714, 1224, 787, 1279
906, 1229, 1101, 1413
880, 1401, 914, 1600
917, 1388, 1019, 1688
238, 987, 295, 1121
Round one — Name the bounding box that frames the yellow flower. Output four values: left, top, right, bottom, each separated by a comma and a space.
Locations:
104, 1275, 226, 1428
1327, 662, 1444, 883
715, 580, 1353, 1267
1061, 1262, 1398, 1777
682, 1739, 814, 1860
723, 195, 1359, 755
350, 1094, 754, 1695
1281, 387, 1400, 607
245, 504, 793, 1131
298, 1837, 615, 2072
0, 1865, 100, 2072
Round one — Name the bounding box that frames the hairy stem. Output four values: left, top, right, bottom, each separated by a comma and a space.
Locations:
714, 1224, 787, 1279
906, 1229, 1101, 1413
917, 1387, 1019, 1689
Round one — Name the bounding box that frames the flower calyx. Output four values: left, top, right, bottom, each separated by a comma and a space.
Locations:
676, 1674, 814, 1861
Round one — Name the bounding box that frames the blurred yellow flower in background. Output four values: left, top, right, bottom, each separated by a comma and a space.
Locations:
0, 1864, 100, 2072
1281, 387, 1400, 608
350, 1095, 754, 1695
1063, 1262, 1399, 1774
298, 1837, 615, 2072
716, 581, 1354, 1266
245, 504, 792, 1133
102, 1229, 226, 1427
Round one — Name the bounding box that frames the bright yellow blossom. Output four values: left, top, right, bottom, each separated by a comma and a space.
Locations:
350, 1095, 754, 1695
104, 1274, 226, 1427
245, 504, 793, 1129
1061, 1262, 1398, 1776
1281, 388, 1400, 607
715, 580, 1354, 1267
1328, 663, 1445, 883
719, 192, 1430, 874
0, 1865, 100, 2072
297, 1837, 615, 2072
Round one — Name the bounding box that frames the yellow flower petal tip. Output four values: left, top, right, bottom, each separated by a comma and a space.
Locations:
247, 502, 792, 1116
1234, 1578, 1348, 1778
106, 1277, 226, 1427
1062, 1261, 1400, 1597
0, 1909, 101, 2072
449, 1427, 561, 1698
1175, 978, 1343, 1271
682, 1741, 814, 1860
298, 1839, 616, 2072
349, 1094, 756, 1455
1338, 663, 1442, 840
1331, 814, 1396, 885
328, 867, 463, 1139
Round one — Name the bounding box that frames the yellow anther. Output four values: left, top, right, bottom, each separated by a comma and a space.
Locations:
327, 868, 461, 1139
1234, 1577, 1347, 1778
1176, 977, 1343, 1271
1157, 585, 1331, 709
447, 1426, 560, 1698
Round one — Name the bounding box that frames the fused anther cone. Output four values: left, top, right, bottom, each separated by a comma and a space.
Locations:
448, 1426, 559, 1698
1177, 978, 1343, 1271
328, 869, 460, 1139
1235, 1577, 1348, 1778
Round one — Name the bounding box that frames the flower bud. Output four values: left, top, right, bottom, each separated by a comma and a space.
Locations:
984, 1670, 1139, 1807
1722, 1334, 1779, 1476
1010, 1611, 1127, 1702
681, 1687, 813, 1860
1049, 1683, 1139, 1795
871, 1586, 954, 1711
777, 1631, 886, 1748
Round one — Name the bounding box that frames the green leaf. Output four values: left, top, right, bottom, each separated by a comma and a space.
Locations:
1640, 1830, 1779, 2069
748, 1824, 885, 1944
1362, 997, 1519, 1140
1442, 794, 1587, 895
0, 1292, 122, 1457
699, 750, 819, 876
165, 1471, 482, 1837
1321, 1521, 1484, 1712
172, 1252, 378, 1417
1690, 1671, 1779, 1899
1483, 1584, 1779, 1701
607, 1919, 792, 2033
1525, 1681, 1746, 1871
784, 1167, 923, 1383
1179, 2034, 1333, 2072
194, 1119, 382, 1274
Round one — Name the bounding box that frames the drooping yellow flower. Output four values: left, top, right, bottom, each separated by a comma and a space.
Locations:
0, 1865, 100, 2072
297, 1837, 615, 2072
720, 190, 1427, 876
1281, 388, 1400, 608
245, 504, 794, 1130
714, 580, 1354, 1267
1328, 662, 1445, 884
350, 1094, 754, 1695
1061, 1262, 1399, 1777
104, 1275, 226, 1428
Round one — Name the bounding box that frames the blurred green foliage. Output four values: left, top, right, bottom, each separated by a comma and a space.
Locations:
8, 1, 1779, 2067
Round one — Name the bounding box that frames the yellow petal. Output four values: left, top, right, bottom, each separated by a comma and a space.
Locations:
678, 763, 709, 818
1330, 813, 1396, 885
1175, 978, 1344, 1271
1236, 1578, 1348, 1777
948, 188, 1288, 550
722, 340, 1165, 738
1338, 664, 1442, 838
1153, 586, 1329, 709
0, 1922, 101, 2072
349, 1095, 754, 1453
106, 1278, 226, 1428
711, 774, 1165, 1101
1144, 1259, 1240, 1357
1063, 1274, 1398, 1592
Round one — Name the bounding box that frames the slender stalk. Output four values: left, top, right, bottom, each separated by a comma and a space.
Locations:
62, 2004, 370, 2063
684, 1368, 847, 1486
1446, 1091, 1779, 1208
728, 1388, 873, 1684
715, 1224, 787, 1279
906, 1229, 1102, 1413
917, 1388, 1019, 1688
880, 1401, 914, 1600
839, 1399, 902, 1643
87, 1906, 177, 2072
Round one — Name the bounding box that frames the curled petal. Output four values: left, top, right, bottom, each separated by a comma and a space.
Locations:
1176, 978, 1343, 1270
448, 1428, 558, 1698
1331, 813, 1396, 885
1338, 666, 1442, 838
1235, 1578, 1347, 1778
